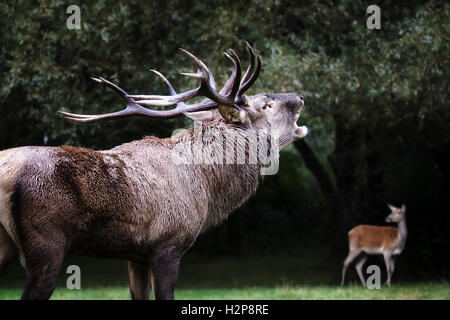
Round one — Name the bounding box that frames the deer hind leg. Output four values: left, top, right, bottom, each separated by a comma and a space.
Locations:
341, 248, 361, 286
354, 254, 368, 287
128, 260, 150, 300
20, 233, 68, 300
0, 225, 17, 275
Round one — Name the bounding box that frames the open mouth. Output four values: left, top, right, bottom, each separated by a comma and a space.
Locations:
294, 105, 307, 139
294, 125, 308, 139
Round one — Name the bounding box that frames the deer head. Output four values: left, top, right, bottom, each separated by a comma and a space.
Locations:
386, 204, 406, 223
59, 42, 307, 149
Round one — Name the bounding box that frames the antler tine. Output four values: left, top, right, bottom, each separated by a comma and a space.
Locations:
225, 49, 242, 101
238, 44, 261, 96
59, 77, 217, 123
59, 77, 141, 123
150, 69, 177, 96
218, 59, 235, 96
95, 77, 129, 99
151, 69, 203, 116
219, 43, 258, 99
152, 68, 227, 117
241, 42, 256, 85
178, 48, 216, 90
59, 109, 139, 124
124, 69, 193, 102
149, 69, 221, 115
219, 49, 241, 98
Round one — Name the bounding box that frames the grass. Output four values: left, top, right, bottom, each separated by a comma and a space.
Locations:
1, 283, 448, 300
0, 252, 448, 300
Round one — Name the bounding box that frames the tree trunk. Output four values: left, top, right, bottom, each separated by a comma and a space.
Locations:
294, 120, 367, 254
328, 120, 366, 252
293, 139, 336, 198
434, 144, 450, 277
365, 146, 384, 223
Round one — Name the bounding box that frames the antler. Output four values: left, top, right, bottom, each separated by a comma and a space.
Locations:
130, 42, 260, 106
59, 42, 261, 123
150, 69, 217, 118
59, 77, 216, 122
220, 42, 261, 100
128, 48, 242, 108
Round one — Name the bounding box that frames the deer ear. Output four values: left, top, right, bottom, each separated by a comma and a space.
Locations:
218, 105, 247, 124
387, 203, 396, 211
401, 204, 406, 212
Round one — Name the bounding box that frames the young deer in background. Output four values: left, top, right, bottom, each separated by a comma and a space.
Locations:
341, 204, 407, 287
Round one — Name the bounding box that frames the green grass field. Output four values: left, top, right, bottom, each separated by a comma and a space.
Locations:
0, 253, 448, 300
1, 283, 448, 300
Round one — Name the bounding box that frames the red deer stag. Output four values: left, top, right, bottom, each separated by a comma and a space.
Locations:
0, 43, 307, 299
341, 204, 407, 287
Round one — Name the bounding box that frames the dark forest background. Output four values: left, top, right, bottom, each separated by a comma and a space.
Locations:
0, 0, 448, 281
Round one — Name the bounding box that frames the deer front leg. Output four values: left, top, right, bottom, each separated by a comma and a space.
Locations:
128, 260, 150, 300
149, 248, 182, 300
383, 252, 392, 287
390, 255, 396, 276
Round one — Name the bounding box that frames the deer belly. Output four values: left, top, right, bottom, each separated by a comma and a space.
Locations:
69, 227, 144, 260
362, 247, 385, 254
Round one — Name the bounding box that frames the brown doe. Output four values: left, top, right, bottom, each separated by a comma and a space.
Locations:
341, 204, 407, 287
0, 43, 308, 299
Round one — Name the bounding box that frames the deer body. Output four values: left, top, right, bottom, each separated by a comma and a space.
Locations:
340, 204, 407, 287
0, 44, 307, 299
0, 132, 260, 258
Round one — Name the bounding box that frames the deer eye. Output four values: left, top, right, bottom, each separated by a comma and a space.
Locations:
262, 103, 272, 110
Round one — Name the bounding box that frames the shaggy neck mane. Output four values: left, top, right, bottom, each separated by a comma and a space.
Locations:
165, 119, 273, 229
114, 117, 275, 231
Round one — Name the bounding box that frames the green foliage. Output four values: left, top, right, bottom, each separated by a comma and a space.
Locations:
2, 1, 447, 148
